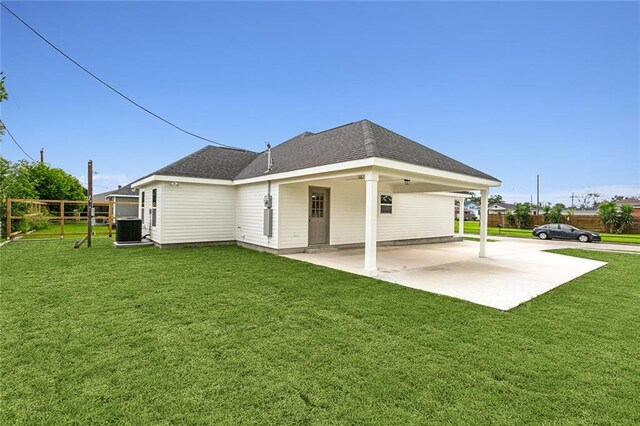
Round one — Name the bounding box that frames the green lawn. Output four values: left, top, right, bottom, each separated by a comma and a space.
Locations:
28, 222, 112, 237
457, 220, 640, 244
1, 240, 639, 424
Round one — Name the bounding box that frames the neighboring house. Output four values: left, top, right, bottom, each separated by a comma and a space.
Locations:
562, 208, 598, 216
454, 204, 471, 220
487, 202, 515, 215
131, 120, 500, 274
107, 184, 139, 218
465, 201, 480, 219
93, 184, 140, 221
615, 198, 640, 217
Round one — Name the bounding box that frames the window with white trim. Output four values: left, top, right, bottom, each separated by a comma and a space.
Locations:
380, 194, 393, 214
141, 191, 145, 223
151, 189, 157, 227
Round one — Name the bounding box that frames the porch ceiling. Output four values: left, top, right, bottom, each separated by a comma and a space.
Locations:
379, 174, 479, 194
284, 172, 482, 194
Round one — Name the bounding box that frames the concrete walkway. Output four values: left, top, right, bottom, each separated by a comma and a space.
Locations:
285, 239, 608, 311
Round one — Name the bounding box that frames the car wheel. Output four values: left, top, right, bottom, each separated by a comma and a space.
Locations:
578, 234, 590, 243
538, 232, 549, 240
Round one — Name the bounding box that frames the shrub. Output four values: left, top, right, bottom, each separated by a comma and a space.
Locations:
16, 217, 50, 233
543, 204, 564, 224
511, 203, 533, 229
598, 202, 635, 233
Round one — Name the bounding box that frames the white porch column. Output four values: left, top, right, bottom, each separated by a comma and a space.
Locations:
479, 188, 489, 257
364, 171, 379, 276
457, 198, 465, 237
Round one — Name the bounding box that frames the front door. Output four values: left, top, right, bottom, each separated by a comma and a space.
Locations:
309, 187, 330, 245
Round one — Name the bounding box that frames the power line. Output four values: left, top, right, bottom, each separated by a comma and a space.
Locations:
0, 119, 37, 162
1, 3, 241, 150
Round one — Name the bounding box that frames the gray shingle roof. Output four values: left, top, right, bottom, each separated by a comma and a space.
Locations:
93, 183, 138, 202
135, 120, 499, 183
236, 120, 499, 181
136, 146, 259, 182
490, 202, 516, 209
109, 183, 138, 197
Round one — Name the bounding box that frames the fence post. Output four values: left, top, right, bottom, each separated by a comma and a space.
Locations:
60, 201, 65, 238
6, 198, 11, 240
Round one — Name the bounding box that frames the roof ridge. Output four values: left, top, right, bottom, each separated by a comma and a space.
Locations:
306, 120, 362, 137
360, 120, 377, 157
366, 121, 499, 181
153, 146, 211, 175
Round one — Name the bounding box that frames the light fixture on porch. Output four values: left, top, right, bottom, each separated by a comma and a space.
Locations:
404, 179, 411, 185
357, 175, 364, 180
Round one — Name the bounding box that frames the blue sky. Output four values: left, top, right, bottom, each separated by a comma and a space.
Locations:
1, 1, 638, 204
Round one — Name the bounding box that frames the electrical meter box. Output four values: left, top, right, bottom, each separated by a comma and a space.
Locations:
263, 195, 272, 209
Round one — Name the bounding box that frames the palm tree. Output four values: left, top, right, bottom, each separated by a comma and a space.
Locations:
616, 204, 634, 234
598, 202, 636, 234
597, 201, 617, 233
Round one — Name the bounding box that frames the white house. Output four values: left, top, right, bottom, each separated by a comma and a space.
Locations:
93, 183, 139, 221
132, 120, 500, 276
487, 202, 516, 215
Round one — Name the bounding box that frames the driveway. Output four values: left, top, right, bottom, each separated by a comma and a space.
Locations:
285, 239, 608, 311
478, 235, 640, 253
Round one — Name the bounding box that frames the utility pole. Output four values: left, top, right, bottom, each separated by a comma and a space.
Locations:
571, 192, 575, 208
536, 174, 540, 215
40, 148, 44, 163
87, 160, 93, 248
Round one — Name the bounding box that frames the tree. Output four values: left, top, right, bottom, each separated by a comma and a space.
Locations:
28, 162, 85, 202
0, 159, 86, 236
617, 205, 635, 233
610, 195, 625, 202
488, 194, 503, 205
506, 202, 533, 229
543, 203, 564, 224
0, 72, 7, 137
0, 72, 7, 103
467, 193, 481, 205
578, 193, 601, 209
597, 201, 635, 234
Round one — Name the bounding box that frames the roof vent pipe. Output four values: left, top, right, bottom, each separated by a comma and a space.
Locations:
265, 143, 273, 173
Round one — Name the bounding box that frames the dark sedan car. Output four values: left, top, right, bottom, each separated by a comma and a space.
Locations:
532, 224, 601, 242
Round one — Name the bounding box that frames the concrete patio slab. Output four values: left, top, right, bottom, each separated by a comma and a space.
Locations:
284, 240, 607, 310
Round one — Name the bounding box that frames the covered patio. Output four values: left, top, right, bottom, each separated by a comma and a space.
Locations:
285, 239, 607, 310
275, 159, 498, 273
357, 166, 492, 276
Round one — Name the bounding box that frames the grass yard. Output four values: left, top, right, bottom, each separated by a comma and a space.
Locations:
456, 220, 640, 244
28, 222, 112, 237
1, 240, 639, 424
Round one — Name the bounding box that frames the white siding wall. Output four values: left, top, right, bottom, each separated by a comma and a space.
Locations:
113, 196, 138, 218
161, 182, 236, 244
377, 193, 454, 241
278, 179, 366, 248
278, 183, 309, 249
235, 182, 279, 249
327, 180, 367, 246
136, 177, 454, 249
139, 184, 162, 243
278, 179, 455, 249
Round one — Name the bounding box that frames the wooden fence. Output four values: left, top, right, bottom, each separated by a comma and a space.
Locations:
5, 198, 139, 240
487, 213, 640, 234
